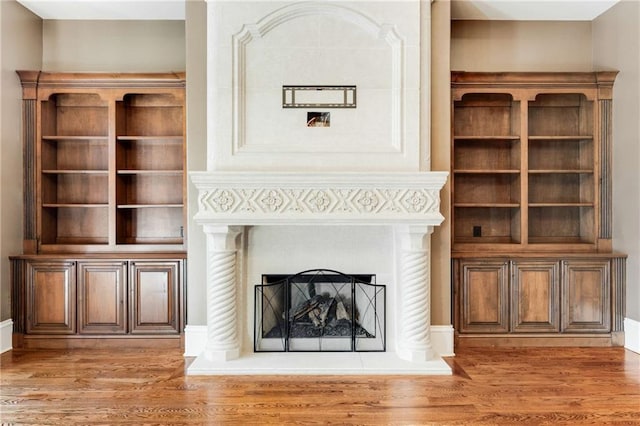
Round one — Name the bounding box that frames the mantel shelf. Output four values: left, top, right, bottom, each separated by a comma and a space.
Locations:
192, 171, 448, 227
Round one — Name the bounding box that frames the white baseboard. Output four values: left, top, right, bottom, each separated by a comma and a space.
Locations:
0, 319, 13, 354
431, 324, 455, 357
184, 324, 455, 358
184, 325, 208, 357
624, 317, 640, 354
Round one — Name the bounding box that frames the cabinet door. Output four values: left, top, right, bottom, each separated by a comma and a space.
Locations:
77, 261, 127, 334
561, 260, 610, 332
130, 261, 180, 334
458, 260, 509, 333
511, 260, 560, 332
26, 261, 76, 334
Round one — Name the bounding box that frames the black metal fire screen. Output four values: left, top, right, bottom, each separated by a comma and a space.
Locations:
254, 269, 386, 352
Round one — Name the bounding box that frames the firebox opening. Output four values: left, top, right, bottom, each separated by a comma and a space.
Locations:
254, 269, 386, 352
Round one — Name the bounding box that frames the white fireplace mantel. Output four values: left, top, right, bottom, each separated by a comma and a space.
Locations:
192, 171, 448, 226
188, 171, 452, 375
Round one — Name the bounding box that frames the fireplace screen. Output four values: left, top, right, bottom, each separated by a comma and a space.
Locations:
254, 269, 386, 352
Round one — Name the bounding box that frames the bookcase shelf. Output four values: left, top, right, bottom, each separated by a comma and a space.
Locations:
450, 72, 613, 251
18, 71, 186, 252
451, 71, 625, 348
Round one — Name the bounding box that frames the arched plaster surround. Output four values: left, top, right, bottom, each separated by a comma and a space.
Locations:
209, 0, 419, 171
190, 1, 450, 374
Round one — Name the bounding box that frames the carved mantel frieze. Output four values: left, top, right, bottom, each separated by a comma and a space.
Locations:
191, 171, 448, 226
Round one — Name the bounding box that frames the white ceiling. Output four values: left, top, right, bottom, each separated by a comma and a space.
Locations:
16, 0, 185, 20
451, 0, 621, 21
17, 0, 620, 21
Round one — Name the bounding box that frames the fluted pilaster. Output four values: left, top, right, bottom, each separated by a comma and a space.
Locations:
203, 225, 243, 361
395, 225, 434, 362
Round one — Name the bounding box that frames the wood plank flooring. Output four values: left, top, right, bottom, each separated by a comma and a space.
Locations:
1, 346, 639, 425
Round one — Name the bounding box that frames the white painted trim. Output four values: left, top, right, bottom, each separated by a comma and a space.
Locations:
187, 351, 451, 375
0, 319, 13, 354
431, 325, 455, 357
624, 317, 640, 354
191, 171, 448, 226
184, 323, 455, 359
184, 325, 208, 357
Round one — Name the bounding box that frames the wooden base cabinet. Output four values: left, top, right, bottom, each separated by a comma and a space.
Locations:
25, 261, 76, 334
457, 260, 510, 334
453, 255, 625, 346
130, 261, 180, 334
561, 260, 610, 333
78, 261, 127, 334
511, 260, 559, 333
11, 255, 185, 347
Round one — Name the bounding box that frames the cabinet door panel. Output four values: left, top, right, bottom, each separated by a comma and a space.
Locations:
512, 261, 559, 332
562, 260, 610, 332
459, 260, 509, 333
130, 261, 180, 334
26, 261, 76, 334
78, 261, 127, 334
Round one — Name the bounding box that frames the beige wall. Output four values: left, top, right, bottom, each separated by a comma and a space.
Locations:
594, 0, 640, 321
451, 20, 593, 72
431, 0, 451, 325
185, 0, 207, 325
42, 20, 185, 72
0, 1, 42, 322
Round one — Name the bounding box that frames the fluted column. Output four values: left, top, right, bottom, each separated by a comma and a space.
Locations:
395, 225, 434, 362
203, 225, 243, 361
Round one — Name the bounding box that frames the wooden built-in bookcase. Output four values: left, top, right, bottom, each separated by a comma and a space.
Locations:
451, 72, 626, 347
11, 71, 186, 348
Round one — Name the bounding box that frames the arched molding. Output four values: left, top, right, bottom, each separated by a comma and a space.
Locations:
231, 1, 405, 155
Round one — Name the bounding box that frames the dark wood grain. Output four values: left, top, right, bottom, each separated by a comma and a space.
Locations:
2, 346, 639, 424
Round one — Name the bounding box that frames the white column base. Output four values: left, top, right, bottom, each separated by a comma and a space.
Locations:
204, 347, 241, 362
397, 347, 436, 363
0, 319, 13, 354
624, 317, 640, 354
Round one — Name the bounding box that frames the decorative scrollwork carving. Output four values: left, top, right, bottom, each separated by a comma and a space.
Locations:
199, 186, 440, 217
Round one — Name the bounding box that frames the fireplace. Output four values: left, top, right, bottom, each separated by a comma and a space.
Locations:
187, 172, 449, 374
255, 270, 386, 352
187, 0, 451, 374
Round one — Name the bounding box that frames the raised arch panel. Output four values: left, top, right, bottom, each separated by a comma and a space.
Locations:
209, 1, 423, 171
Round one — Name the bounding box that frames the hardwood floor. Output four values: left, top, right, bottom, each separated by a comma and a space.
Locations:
1, 346, 639, 425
